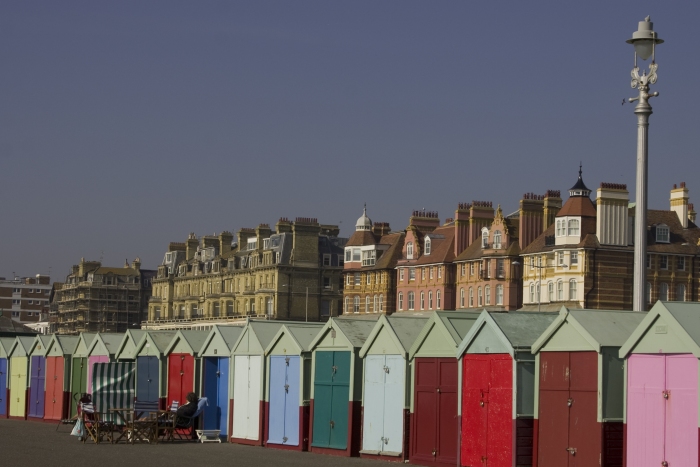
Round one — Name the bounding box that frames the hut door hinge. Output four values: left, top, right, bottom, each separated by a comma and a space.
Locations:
381, 436, 389, 444
283, 436, 288, 443
383, 365, 390, 374
566, 447, 576, 456
285, 357, 290, 365
567, 398, 573, 407
284, 384, 289, 393
330, 420, 335, 428
662, 461, 668, 466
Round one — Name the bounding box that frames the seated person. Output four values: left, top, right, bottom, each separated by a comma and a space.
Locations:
175, 392, 208, 426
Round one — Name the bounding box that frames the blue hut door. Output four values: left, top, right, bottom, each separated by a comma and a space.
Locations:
203, 357, 230, 435
29, 356, 45, 418
268, 355, 301, 445
136, 356, 159, 403
0, 358, 7, 416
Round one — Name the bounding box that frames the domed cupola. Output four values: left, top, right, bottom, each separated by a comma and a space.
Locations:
356, 204, 372, 231
569, 164, 591, 198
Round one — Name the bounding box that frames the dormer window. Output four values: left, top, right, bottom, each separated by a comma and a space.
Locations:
493, 230, 502, 249
567, 219, 579, 236
556, 220, 563, 236
481, 227, 489, 248
424, 237, 431, 255
407, 242, 414, 259
656, 224, 670, 243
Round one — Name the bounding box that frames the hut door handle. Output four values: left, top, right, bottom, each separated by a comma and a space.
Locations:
180, 371, 184, 376
332, 366, 337, 374
437, 388, 441, 393
383, 365, 389, 374
284, 384, 289, 393
567, 398, 573, 407
662, 461, 668, 466
566, 447, 576, 455
480, 400, 485, 407
432, 449, 436, 457
481, 456, 487, 463
330, 420, 334, 428
662, 390, 670, 399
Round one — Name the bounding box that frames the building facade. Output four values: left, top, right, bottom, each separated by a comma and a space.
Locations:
52, 258, 155, 334
342, 207, 404, 315
0, 275, 51, 324
145, 217, 346, 329
520, 171, 700, 311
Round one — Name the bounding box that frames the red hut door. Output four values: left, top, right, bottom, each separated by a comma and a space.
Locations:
537, 351, 599, 467
44, 357, 64, 421
167, 354, 194, 408
461, 354, 513, 467
411, 358, 458, 467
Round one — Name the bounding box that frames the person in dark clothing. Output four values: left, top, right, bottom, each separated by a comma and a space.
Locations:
176, 392, 199, 424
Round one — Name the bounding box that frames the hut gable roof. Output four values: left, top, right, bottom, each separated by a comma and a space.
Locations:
265, 323, 325, 355
74, 333, 97, 357
0, 337, 15, 358
134, 331, 178, 356
199, 325, 244, 356
45, 335, 79, 357
28, 335, 52, 356
409, 311, 480, 359
87, 333, 124, 357
164, 330, 210, 355
309, 317, 378, 351
359, 314, 428, 358
620, 301, 700, 358
9, 336, 36, 357
115, 330, 147, 359
532, 307, 645, 353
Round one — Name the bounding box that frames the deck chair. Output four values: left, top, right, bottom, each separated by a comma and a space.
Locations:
129, 401, 160, 444
158, 398, 208, 442
80, 402, 113, 444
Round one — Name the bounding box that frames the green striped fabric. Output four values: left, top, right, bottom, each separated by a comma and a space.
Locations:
92, 362, 135, 423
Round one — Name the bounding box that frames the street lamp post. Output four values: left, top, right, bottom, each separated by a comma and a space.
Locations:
627, 17, 663, 312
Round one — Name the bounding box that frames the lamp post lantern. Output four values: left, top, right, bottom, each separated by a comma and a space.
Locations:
627, 16, 663, 312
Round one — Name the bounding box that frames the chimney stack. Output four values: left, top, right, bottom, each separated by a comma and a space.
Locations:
219, 231, 234, 256
670, 182, 690, 228
185, 233, 198, 260
596, 183, 629, 246
519, 193, 545, 249
454, 203, 470, 256
543, 190, 562, 230
468, 201, 494, 245
689, 203, 697, 225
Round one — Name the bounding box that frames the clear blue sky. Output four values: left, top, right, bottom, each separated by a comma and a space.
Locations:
2, 1, 699, 280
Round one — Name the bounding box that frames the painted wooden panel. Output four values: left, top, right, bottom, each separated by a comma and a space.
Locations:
462, 356, 489, 466
232, 355, 261, 440
537, 352, 570, 467
167, 354, 194, 408
136, 356, 159, 403
412, 358, 438, 463
665, 354, 698, 467
44, 356, 64, 421
312, 351, 350, 449
70, 357, 87, 418
436, 359, 458, 466
488, 356, 513, 467
87, 355, 109, 394
9, 357, 28, 417
467, 325, 510, 354
28, 356, 45, 418
362, 355, 385, 452
202, 357, 229, 435
601, 347, 624, 420
269, 355, 301, 445
568, 389, 598, 467
383, 355, 405, 454
626, 355, 665, 467
0, 358, 7, 416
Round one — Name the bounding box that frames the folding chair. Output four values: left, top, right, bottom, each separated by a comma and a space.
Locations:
158, 398, 208, 442
129, 401, 160, 444
80, 402, 114, 444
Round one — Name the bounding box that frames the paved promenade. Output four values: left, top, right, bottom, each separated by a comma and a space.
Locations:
0, 419, 401, 467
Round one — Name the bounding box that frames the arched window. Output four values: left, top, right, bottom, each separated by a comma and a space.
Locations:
496, 285, 503, 305
677, 283, 686, 302
428, 291, 433, 309
659, 283, 669, 301
398, 292, 404, 310
460, 288, 465, 308
408, 292, 415, 310
557, 281, 564, 300
353, 296, 360, 313
469, 288, 474, 307
493, 230, 502, 249
548, 282, 554, 302
406, 242, 414, 259
529, 284, 535, 303
645, 282, 652, 304
437, 290, 441, 309
344, 297, 349, 314
374, 295, 379, 313
481, 227, 489, 248
478, 287, 483, 307
379, 294, 383, 312
366, 296, 370, 313
484, 285, 491, 305
420, 291, 425, 310
425, 237, 432, 255
569, 280, 577, 300
568, 219, 580, 236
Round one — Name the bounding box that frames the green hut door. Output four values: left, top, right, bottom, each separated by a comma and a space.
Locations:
312, 351, 350, 449
70, 357, 87, 417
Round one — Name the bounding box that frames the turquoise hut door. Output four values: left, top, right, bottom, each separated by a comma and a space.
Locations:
312, 351, 350, 449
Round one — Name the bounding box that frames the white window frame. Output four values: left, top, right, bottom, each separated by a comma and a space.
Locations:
428, 291, 433, 310
569, 280, 577, 300
484, 285, 490, 306
409, 268, 416, 281
496, 285, 503, 305
570, 251, 578, 265
424, 237, 431, 255
678, 256, 686, 271
493, 230, 502, 249
420, 292, 425, 310
408, 292, 415, 310
406, 242, 414, 259
677, 283, 686, 302
398, 292, 404, 310
437, 290, 441, 309
469, 287, 474, 307
656, 224, 670, 243
481, 227, 489, 248
659, 282, 669, 301
659, 255, 669, 270
460, 288, 465, 308
568, 219, 580, 236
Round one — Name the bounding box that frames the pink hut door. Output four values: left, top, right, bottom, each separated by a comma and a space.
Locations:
87, 356, 109, 394
627, 355, 665, 467
664, 355, 698, 467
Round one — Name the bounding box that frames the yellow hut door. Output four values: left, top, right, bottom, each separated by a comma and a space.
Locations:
10, 357, 28, 417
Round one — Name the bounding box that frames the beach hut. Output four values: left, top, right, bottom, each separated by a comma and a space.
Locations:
308, 317, 378, 457
164, 330, 208, 409
408, 310, 479, 467
263, 322, 324, 451
69, 333, 96, 417
85, 333, 122, 394
619, 301, 700, 467
8, 336, 35, 419
358, 314, 428, 461
43, 335, 79, 421
133, 331, 176, 407
0, 337, 15, 418
198, 325, 244, 439
230, 320, 287, 446
27, 335, 51, 419
114, 330, 147, 361
456, 311, 557, 467
531, 307, 644, 467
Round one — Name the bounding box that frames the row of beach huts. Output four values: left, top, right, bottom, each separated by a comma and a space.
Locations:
0, 301, 698, 467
